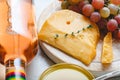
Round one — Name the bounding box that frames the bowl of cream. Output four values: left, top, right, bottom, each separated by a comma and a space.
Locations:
39, 63, 94, 80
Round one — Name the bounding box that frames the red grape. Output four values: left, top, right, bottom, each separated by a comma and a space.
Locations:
97, 18, 107, 29
107, 19, 118, 32
110, 0, 120, 5
68, 0, 81, 5
68, 5, 80, 13
78, 0, 89, 11
90, 12, 101, 23
112, 29, 119, 39
117, 29, 120, 39
92, 0, 104, 9
115, 14, 120, 24
82, 4, 94, 17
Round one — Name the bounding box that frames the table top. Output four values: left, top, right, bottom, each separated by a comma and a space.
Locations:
0, 0, 55, 80
1, 0, 120, 80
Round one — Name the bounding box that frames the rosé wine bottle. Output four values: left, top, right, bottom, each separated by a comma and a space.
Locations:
0, 0, 38, 80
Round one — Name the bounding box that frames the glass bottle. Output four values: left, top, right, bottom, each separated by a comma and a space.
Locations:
0, 0, 38, 79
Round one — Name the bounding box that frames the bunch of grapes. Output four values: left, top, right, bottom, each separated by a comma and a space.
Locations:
61, 0, 120, 39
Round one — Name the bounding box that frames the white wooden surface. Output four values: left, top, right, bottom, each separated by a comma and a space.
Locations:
26, 0, 55, 80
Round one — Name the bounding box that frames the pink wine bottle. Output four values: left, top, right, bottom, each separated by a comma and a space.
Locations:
0, 0, 38, 80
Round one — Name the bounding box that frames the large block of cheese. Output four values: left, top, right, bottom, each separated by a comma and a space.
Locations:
38, 10, 100, 65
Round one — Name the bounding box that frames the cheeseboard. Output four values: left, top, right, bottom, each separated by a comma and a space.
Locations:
37, 0, 120, 77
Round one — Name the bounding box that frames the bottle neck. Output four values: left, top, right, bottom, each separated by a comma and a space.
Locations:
5, 58, 26, 80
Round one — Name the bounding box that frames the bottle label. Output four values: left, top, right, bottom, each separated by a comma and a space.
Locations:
6, 67, 26, 80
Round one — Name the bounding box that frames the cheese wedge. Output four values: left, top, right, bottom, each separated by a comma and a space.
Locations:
38, 10, 100, 65
101, 32, 113, 64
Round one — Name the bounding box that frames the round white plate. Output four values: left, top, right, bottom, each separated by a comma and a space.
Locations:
37, 0, 120, 77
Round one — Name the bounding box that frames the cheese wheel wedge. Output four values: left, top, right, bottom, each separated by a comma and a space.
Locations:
38, 10, 100, 65
101, 32, 113, 64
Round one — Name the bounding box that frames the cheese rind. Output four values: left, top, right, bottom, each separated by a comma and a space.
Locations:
38, 10, 100, 65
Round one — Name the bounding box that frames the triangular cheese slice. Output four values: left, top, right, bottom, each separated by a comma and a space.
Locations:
101, 32, 113, 64
38, 10, 100, 65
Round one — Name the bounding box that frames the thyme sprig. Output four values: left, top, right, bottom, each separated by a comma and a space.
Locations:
74, 24, 92, 34
65, 33, 68, 37
87, 25, 93, 28
54, 34, 59, 39
71, 32, 75, 36
77, 30, 80, 33
70, 25, 93, 36
54, 25, 93, 39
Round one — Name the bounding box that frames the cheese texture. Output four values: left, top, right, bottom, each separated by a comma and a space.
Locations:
38, 10, 100, 65
101, 32, 113, 64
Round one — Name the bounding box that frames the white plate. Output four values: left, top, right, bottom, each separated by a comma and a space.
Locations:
37, 0, 120, 77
